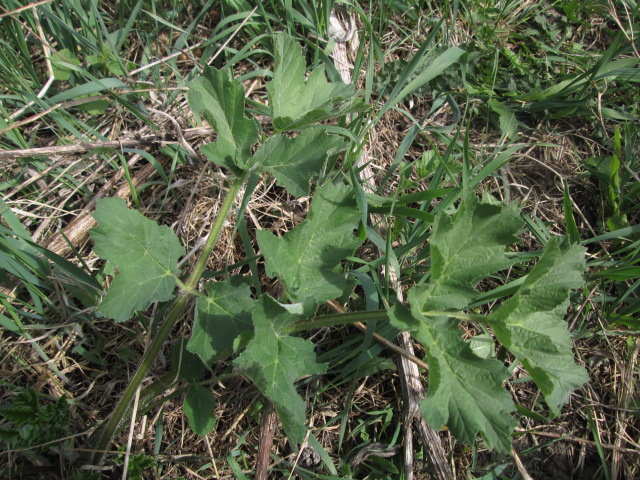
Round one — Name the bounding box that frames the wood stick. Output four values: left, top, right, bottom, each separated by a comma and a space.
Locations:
329, 9, 452, 477
0, 127, 214, 160
255, 403, 278, 480
397, 332, 454, 480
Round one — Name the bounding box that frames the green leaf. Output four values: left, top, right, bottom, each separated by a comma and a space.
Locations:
173, 337, 205, 383
48, 78, 128, 104
488, 99, 518, 139
90, 198, 184, 322
413, 191, 522, 312
233, 295, 325, 445
251, 128, 347, 197
183, 384, 216, 436
0, 387, 40, 424
0, 387, 69, 449
468, 333, 495, 359
256, 182, 362, 303
51, 48, 80, 81
563, 180, 581, 244
76, 98, 111, 115
389, 192, 525, 451
390, 193, 587, 451
492, 238, 588, 416
188, 67, 258, 175
267, 33, 359, 131
388, 304, 515, 452
187, 276, 255, 366
383, 46, 465, 117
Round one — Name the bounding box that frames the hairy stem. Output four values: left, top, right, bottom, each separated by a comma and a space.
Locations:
87, 174, 247, 464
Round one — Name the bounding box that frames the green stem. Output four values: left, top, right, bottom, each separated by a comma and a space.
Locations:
420, 310, 493, 324
88, 174, 247, 463
287, 308, 493, 333
287, 310, 387, 333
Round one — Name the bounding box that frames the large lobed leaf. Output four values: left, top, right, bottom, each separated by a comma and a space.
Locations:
412, 190, 522, 312
267, 33, 363, 131
233, 295, 325, 445
187, 276, 255, 366
251, 127, 347, 197
389, 304, 516, 452
492, 238, 588, 415
256, 182, 362, 303
189, 67, 258, 175
390, 192, 586, 452
90, 198, 184, 322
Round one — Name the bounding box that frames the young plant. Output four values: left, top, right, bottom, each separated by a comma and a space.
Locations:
84, 31, 362, 463
84, 32, 587, 468
0, 387, 70, 464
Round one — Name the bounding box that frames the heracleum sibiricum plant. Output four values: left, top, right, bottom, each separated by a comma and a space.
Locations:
84, 33, 588, 465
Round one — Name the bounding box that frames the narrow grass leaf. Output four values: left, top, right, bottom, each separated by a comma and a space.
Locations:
48, 78, 128, 103
492, 238, 588, 416
1, 200, 42, 249
379, 46, 464, 119
470, 144, 526, 188
591, 266, 640, 281
256, 182, 362, 303
0, 236, 49, 288
233, 294, 326, 445
582, 224, 640, 244
563, 180, 580, 244
518, 76, 586, 102
90, 198, 184, 322
394, 47, 465, 109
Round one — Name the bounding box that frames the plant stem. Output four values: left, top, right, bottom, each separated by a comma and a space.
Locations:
420, 310, 492, 324
87, 174, 247, 464
291, 305, 430, 370
287, 309, 387, 332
